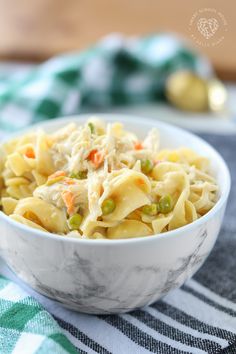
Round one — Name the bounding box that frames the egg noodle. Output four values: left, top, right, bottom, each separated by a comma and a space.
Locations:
0, 118, 218, 239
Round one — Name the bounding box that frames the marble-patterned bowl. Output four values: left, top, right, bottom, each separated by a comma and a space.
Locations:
0, 114, 230, 314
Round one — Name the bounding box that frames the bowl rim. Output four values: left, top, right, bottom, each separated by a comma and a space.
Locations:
0, 113, 231, 246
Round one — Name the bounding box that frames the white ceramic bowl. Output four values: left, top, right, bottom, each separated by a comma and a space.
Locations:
0, 114, 231, 314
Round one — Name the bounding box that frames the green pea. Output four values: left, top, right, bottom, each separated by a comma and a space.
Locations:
141, 159, 153, 174
68, 213, 83, 230
88, 122, 95, 134
142, 203, 158, 216
158, 195, 173, 214
102, 198, 116, 215
70, 171, 87, 180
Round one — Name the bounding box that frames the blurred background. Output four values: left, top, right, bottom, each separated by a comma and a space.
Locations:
0, 0, 234, 78
0, 0, 235, 133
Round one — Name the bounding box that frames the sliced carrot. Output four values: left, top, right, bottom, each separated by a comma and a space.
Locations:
63, 178, 76, 185
134, 142, 143, 150
48, 170, 66, 180
136, 178, 145, 186
88, 149, 98, 161
93, 151, 104, 168
25, 147, 35, 159
87, 149, 104, 168
62, 191, 75, 215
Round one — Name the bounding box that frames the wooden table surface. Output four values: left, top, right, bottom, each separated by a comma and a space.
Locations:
0, 0, 235, 80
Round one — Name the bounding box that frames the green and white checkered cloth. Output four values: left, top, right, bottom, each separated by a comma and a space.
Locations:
0, 33, 212, 131
0, 275, 78, 354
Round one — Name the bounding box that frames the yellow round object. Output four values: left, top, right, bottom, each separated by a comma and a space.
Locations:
166, 71, 209, 112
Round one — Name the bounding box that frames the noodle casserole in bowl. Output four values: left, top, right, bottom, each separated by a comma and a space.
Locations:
0, 114, 230, 313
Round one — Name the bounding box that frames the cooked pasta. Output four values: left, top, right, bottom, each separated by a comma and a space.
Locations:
0, 118, 218, 239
